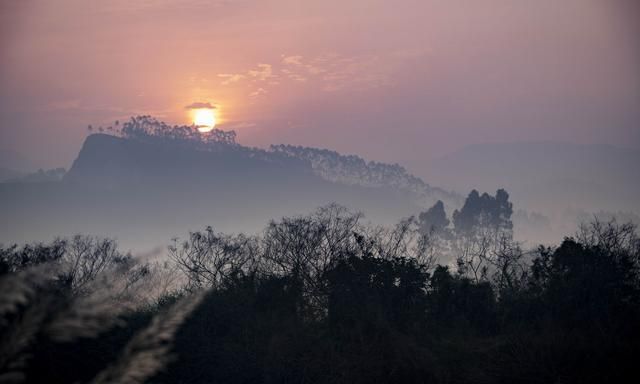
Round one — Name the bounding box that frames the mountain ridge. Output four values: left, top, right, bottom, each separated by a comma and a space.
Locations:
1, 120, 452, 251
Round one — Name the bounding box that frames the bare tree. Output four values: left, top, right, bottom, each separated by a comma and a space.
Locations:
60, 235, 125, 294
168, 227, 259, 290
577, 217, 639, 258
364, 216, 439, 269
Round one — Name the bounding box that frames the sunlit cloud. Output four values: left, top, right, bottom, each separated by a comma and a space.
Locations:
247, 64, 274, 81
289, 74, 307, 82
282, 55, 303, 65
218, 53, 398, 98
184, 102, 215, 110
217, 74, 245, 85
223, 121, 257, 130
218, 64, 278, 96
249, 88, 267, 97
281, 53, 394, 92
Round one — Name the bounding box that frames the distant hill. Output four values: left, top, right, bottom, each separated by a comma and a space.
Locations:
422, 141, 640, 212
1, 117, 454, 251
2, 168, 65, 183
420, 141, 640, 239
269, 144, 458, 209
0, 167, 25, 182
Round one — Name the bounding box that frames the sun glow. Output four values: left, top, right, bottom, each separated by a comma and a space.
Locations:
193, 108, 216, 132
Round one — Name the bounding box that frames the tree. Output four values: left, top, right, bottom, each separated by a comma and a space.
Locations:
261, 204, 363, 317
452, 189, 513, 235
0, 236, 151, 298
418, 200, 449, 234
326, 255, 428, 333
451, 189, 516, 283
168, 227, 259, 290
527, 219, 640, 329
427, 265, 497, 332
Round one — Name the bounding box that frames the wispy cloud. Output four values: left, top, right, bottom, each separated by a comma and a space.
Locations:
217, 73, 245, 85
282, 55, 303, 65
249, 88, 267, 97
218, 52, 401, 97
247, 64, 274, 81
279, 53, 395, 92
184, 102, 215, 110
217, 63, 277, 97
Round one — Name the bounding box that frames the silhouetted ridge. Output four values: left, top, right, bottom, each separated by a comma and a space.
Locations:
64, 133, 310, 189
1, 116, 454, 250
271, 144, 458, 204
69, 116, 457, 204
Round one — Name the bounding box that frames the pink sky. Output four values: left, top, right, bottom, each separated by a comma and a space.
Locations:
1, 0, 638, 175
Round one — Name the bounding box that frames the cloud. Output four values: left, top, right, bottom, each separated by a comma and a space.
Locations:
224, 121, 257, 130
218, 64, 275, 88
282, 55, 303, 65
289, 74, 307, 82
217, 73, 245, 85
247, 64, 273, 81
249, 88, 267, 97
216, 53, 394, 98
279, 53, 394, 92
184, 102, 215, 110
218, 63, 278, 96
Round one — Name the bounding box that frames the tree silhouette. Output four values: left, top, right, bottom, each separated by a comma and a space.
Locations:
1, 211, 639, 384
418, 200, 450, 234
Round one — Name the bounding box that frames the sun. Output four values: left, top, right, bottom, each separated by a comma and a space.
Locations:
193, 108, 216, 132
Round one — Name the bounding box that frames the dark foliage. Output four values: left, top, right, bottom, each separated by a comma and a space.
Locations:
453, 189, 513, 235
418, 200, 450, 234
1, 209, 639, 383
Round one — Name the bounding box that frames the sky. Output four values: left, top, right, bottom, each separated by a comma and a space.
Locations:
1, 0, 639, 175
